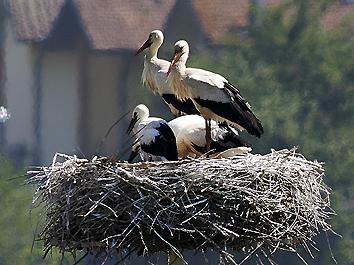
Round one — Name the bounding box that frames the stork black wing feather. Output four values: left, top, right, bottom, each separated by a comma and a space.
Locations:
194, 82, 264, 137
140, 123, 178, 161
223, 82, 250, 111
162, 94, 200, 115
191, 126, 250, 155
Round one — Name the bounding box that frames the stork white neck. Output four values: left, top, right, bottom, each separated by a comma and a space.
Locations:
147, 43, 160, 59
172, 40, 190, 75
174, 54, 188, 74
146, 30, 164, 59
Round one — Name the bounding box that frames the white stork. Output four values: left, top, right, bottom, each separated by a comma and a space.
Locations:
136, 30, 199, 116
167, 40, 264, 149
168, 115, 250, 158
127, 104, 178, 162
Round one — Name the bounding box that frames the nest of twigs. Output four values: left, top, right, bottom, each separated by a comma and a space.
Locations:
27, 149, 334, 264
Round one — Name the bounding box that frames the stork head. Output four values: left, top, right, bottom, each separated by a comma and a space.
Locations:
167, 40, 189, 75
136, 30, 164, 56
127, 104, 150, 134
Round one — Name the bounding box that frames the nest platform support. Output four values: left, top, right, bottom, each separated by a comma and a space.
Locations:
27, 148, 334, 264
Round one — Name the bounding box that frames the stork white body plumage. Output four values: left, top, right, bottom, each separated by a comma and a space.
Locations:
168, 115, 250, 158
136, 31, 199, 116
168, 115, 216, 157
167, 40, 264, 149
127, 104, 178, 162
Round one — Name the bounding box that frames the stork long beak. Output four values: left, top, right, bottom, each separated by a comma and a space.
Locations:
126, 114, 139, 134
128, 150, 139, 163
136, 37, 153, 55
128, 143, 141, 163
128, 149, 139, 163
167, 52, 181, 76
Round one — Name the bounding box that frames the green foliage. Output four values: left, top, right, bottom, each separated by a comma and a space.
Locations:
0, 157, 66, 265
190, 1, 354, 264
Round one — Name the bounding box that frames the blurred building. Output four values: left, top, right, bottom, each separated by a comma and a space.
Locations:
0, 0, 353, 165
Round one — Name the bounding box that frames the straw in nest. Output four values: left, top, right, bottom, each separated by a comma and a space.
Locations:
27, 148, 335, 264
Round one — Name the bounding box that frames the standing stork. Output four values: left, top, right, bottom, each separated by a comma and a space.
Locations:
136, 30, 199, 116
167, 40, 264, 149
168, 115, 251, 158
127, 104, 178, 162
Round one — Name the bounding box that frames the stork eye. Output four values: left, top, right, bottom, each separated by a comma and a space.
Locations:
175, 46, 183, 53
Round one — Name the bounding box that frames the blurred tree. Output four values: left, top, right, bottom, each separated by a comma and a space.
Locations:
190, 0, 354, 264
0, 156, 72, 264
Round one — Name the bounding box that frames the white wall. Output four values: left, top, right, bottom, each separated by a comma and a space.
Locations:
41, 51, 79, 165
4, 22, 34, 159
86, 53, 120, 156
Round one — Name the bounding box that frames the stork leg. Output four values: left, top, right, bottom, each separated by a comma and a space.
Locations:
205, 118, 211, 152
168, 251, 184, 265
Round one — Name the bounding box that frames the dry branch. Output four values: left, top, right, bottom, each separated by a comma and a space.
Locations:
26, 149, 334, 264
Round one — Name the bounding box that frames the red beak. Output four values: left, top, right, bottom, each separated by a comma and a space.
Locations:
167, 52, 180, 76
136, 37, 153, 55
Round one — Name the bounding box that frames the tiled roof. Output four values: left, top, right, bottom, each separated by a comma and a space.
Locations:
320, 2, 354, 29
6, 0, 354, 50
7, 0, 176, 50
192, 0, 249, 41
74, 0, 177, 50
7, 0, 66, 41
265, 0, 284, 7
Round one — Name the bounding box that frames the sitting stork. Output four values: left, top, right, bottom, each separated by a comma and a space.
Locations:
168, 115, 250, 158
136, 30, 199, 116
127, 104, 178, 162
167, 40, 264, 149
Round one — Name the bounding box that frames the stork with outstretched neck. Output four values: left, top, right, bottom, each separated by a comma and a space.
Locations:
136, 30, 199, 116
167, 40, 264, 149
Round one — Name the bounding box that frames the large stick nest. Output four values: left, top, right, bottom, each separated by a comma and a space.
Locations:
27, 149, 334, 264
